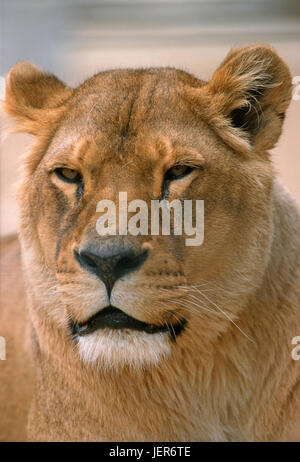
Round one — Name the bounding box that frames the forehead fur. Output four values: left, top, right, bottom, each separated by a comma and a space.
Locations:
59, 68, 205, 138
4, 44, 292, 169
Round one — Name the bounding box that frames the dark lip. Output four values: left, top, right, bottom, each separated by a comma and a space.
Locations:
70, 305, 187, 342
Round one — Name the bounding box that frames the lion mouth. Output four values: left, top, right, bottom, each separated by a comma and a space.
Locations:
71, 305, 186, 342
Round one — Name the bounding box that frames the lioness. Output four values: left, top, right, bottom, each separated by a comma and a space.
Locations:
0, 44, 299, 442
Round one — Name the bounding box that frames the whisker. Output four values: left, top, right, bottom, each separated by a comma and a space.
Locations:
166, 298, 209, 319
165, 309, 183, 326
191, 286, 255, 343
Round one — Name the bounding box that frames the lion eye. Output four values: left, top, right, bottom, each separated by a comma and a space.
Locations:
165, 165, 193, 181
55, 168, 82, 183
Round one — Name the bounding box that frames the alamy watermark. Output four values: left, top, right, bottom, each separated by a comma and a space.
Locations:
292, 76, 300, 101
95, 192, 204, 246
291, 336, 300, 361
0, 336, 6, 360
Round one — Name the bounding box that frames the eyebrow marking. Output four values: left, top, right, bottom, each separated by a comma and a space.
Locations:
156, 135, 174, 161
72, 138, 91, 163
70, 137, 100, 167
156, 135, 204, 165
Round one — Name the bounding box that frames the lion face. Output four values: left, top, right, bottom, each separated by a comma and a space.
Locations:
4, 45, 292, 368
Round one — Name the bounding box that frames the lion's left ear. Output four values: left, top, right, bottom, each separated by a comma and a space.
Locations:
190, 44, 292, 153
4, 61, 72, 135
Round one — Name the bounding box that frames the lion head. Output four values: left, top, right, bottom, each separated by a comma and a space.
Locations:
4, 44, 292, 369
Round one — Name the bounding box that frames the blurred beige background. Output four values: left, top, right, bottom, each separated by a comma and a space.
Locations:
1, 0, 300, 237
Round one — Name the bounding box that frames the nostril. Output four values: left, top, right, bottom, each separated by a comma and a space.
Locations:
74, 250, 99, 270
116, 250, 149, 279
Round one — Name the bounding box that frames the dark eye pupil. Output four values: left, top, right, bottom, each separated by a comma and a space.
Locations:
55, 168, 81, 183
174, 166, 186, 174
165, 165, 193, 181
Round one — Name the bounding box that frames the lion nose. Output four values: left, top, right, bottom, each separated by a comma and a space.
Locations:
75, 245, 148, 296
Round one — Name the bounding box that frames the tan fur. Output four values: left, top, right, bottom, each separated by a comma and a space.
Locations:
0, 44, 299, 441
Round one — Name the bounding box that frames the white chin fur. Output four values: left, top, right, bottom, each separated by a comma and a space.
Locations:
77, 328, 171, 370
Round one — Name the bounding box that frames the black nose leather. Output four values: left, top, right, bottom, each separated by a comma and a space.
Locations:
75, 245, 148, 296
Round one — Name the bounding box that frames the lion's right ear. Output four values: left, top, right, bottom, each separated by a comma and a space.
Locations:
4, 62, 72, 135
186, 44, 292, 155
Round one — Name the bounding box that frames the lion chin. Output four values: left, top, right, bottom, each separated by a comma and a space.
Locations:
70, 304, 186, 369
77, 329, 171, 370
